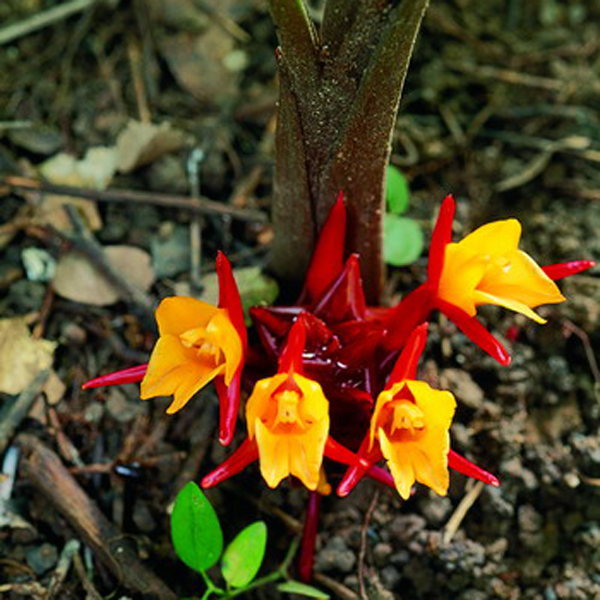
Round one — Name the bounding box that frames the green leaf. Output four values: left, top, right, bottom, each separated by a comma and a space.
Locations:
383, 214, 424, 267
277, 581, 330, 598
199, 266, 279, 325
221, 521, 267, 588
171, 482, 223, 572
385, 165, 410, 214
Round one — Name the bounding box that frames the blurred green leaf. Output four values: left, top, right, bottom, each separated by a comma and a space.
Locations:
277, 581, 330, 598
383, 214, 424, 266
385, 165, 410, 214
200, 266, 279, 324
221, 521, 267, 588
171, 482, 223, 572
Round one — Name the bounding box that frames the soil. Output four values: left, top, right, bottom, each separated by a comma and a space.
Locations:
1, 1, 599, 599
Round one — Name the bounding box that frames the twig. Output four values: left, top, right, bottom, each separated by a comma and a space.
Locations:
127, 36, 151, 124
187, 148, 205, 291
73, 551, 103, 600
358, 489, 379, 600
313, 572, 359, 600
47, 539, 81, 600
17, 434, 177, 600
449, 62, 562, 92
0, 0, 107, 46
0, 370, 50, 456
442, 480, 485, 544
193, 0, 251, 43
0, 582, 47, 597
561, 319, 600, 401
4, 175, 267, 223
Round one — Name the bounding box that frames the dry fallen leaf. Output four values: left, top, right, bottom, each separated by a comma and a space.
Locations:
36, 146, 118, 232
0, 317, 56, 395
115, 120, 188, 173
53, 245, 155, 306
159, 28, 239, 104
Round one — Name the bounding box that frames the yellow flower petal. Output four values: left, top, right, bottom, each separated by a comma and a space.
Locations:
458, 219, 521, 256
437, 219, 565, 322
474, 291, 546, 324
205, 310, 243, 385
155, 297, 218, 337
140, 335, 225, 413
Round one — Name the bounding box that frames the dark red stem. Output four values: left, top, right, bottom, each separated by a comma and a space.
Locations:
298, 491, 321, 583
448, 449, 500, 487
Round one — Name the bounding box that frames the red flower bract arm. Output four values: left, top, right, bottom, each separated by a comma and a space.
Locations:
428, 195, 456, 286
300, 191, 347, 304
448, 449, 500, 487
201, 438, 259, 488
82, 364, 148, 389
216, 251, 247, 445
542, 260, 596, 281
437, 299, 512, 366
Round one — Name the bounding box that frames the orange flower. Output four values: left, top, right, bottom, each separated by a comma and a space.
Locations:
370, 380, 456, 500
437, 219, 565, 324
246, 372, 330, 490
140, 297, 243, 414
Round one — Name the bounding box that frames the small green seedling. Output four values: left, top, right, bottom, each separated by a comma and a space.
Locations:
383, 165, 424, 267
171, 482, 329, 599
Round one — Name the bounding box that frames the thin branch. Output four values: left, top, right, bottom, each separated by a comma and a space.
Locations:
0, 0, 107, 46
442, 480, 485, 544
3, 175, 267, 223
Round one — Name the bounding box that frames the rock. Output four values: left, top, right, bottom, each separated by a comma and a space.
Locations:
314, 535, 356, 573
419, 495, 452, 527
373, 542, 393, 566
151, 224, 190, 278
26, 542, 58, 575
440, 368, 485, 409
106, 388, 144, 423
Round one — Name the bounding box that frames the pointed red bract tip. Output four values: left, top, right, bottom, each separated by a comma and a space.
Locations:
82, 364, 148, 389
387, 322, 429, 387
201, 438, 258, 488
542, 260, 596, 281
278, 314, 307, 374
366, 465, 396, 490
312, 253, 366, 322
437, 299, 512, 366
216, 251, 247, 348
301, 191, 347, 304
427, 195, 456, 285
448, 449, 500, 487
